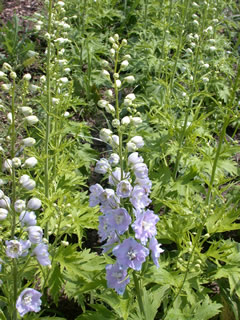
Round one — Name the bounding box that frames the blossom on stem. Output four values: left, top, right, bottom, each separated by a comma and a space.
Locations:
33, 243, 51, 266
16, 288, 42, 317
107, 208, 132, 235
113, 237, 149, 271
106, 263, 130, 295
149, 237, 164, 268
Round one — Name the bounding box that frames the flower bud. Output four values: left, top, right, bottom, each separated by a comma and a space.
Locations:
109, 36, 115, 44
23, 157, 38, 168
25, 115, 39, 125
0, 71, 6, 78
22, 137, 36, 147
102, 60, 109, 67
19, 106, 33, 116
131, 117, 142, 125
112, 43, 118, 50
12, 157, 21, 168
112, 119, 120, 128
2, 62, 12, 71
23, 73, 31, 81
116, 80, 121, 88
20, 210, 37, 227
121, 60, 129, 68
28, 226, 43, 244
130, 136, 144, 148
114, 34, 119, 41
100, 128, 112, 143
3, 159, 12, 172
124, 76, 135, 84
121, 116, 131, 125
110, 48, 115, 57
64, 111, 70, 117
113, 73, 119, 79
98, 99, 108, 108
0, 190, 4, 199
106, 103, 115, 114
7, 113, 12, 123
10, 71, 17, 79
1, 84, 11, 91
27, 198, 42, 210
102, 70, 110, 77
122, 39, 127, 45
106, 89, 113, 97
127, 141, 137, 152
123, 54, 131, 60
95, 159, 111, 174
0, 195, 10, 209
0, 208, 8, 220
108, 153, 120, 166
59, 77, 68, 84
111, 135, 119, 148
14, 200, 26, 213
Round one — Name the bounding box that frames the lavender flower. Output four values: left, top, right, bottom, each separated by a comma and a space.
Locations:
133, 163, 148, 179
33, 243, 51, 266
102, 232, 119, 253
28, 226, 43, 244
16, 288, 42, 317
98, 215, 111, 241
95, 158, 111, 174
108, 208, 132, 235
130, 186, 151, 210
89, 184, 104, 207
132, 209, 159, 245
6, 240, 31, 258
113, 237, 149, 271
106, 263, 130, 295
149, 237, 164, 268
116, 180, 132, 198
19, 211, 37, 227
135, 177, 152, 194
128, 152, 143, 167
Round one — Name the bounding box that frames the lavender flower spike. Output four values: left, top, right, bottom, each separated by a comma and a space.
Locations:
16, 288, 42, 317
113, 237, 149, 271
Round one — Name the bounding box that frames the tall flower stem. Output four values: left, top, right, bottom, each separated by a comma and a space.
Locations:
133, 272, 146, 318
44, 0, 53, 239
173, 4, 207, 179
114, 48, 124, 180
169, 0, 190, 96
10, 78, 16, 238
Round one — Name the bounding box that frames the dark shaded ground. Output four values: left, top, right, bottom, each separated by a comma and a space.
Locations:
0, 0, 42, 26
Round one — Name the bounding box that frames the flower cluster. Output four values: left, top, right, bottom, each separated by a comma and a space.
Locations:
0, 62, 51, 316
89, 36, 163, 295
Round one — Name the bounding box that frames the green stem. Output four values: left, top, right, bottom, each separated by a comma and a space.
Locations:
169, 0, 190, 96
11, 78, 16, 239
133, 272, 146, 319
12, 260, 18, 320
160, 0, 173, 61
44, 0, 53, 239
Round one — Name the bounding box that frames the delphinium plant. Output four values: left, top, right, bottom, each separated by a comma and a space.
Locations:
0, 64, 51, 319
89, 35, 164, 317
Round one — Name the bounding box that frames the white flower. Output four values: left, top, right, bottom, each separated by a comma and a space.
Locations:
19, 175, 36, 190
203, 63, 209, 69
0, 71, 6, 78
28, 226, 43, 244
25, 115, 39, 125
110, 48, 115, 57
102, 60, 109, 67
19, 106, 33, 116
125, 93, 136, 101
98, 99, 108, 108
130, 136, 144, 148
64, 111, 70, 117
106, 103, 115, 114
58, 59, 68, 66
23, 157, 38, 168
2, 62, 12, 71
109, 37, 115, 44
186, 48, 193, 54
128, 152, 143, 167
106, 89, 113, 97
123, 54, 131, 60
52, 98, 60, 105
114, 34, 119, 41
193, 20, 199, 26
0, 208, 8, 220
27, 198, 42, 210
10, 71, 17, 79
122, 39, 127, 45
209, 46, 216, 52
14, 200, 26, 213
